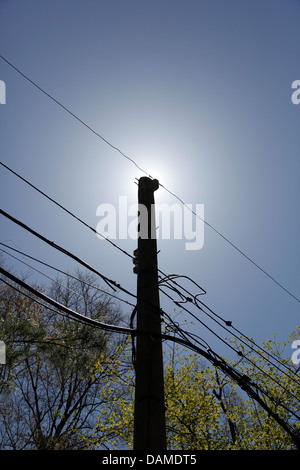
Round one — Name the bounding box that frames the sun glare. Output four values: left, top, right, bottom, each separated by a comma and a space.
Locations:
140, 155, 174, 189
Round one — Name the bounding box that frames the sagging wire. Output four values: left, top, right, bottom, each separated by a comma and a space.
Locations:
158, 272, 300, 403
0, 266, 135, 336
159, 273, 206, 303
194, 296, 300, 387
0, 209, 139, 303
159, 276, 239, 355
0, 242, 136, 310
0, 161, 134, 262
160, 271, 299, 382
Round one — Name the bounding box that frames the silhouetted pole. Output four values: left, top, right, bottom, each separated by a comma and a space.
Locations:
133, 177, 167, 450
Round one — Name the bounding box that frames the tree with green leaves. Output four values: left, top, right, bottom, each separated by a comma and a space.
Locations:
91, 327, 300, 450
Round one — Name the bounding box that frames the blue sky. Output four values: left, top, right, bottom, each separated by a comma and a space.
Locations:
0, 0, 299, 362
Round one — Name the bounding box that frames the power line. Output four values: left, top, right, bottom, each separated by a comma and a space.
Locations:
0, 208, 136, 300
159, 183, 299, 303
0, 213, 181, 324
0, 217, 189, 334
159, 272, 300, 386
168, 319, 300, 422
0, 277, 105, 332
0, 56, 149, 178
157, 275, 300, 414
0, 266, 134, 336
0, 162, 294, 377
0, 161, 133, 261
1, 54, 298, 303
161, 287, 300, 404
195, 297, 299, 380
165, 319, 300, 429
0, 243, 136, 310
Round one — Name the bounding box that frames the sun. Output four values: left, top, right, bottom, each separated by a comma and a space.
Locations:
115, 146, 177, 205
138, 155, 174, 190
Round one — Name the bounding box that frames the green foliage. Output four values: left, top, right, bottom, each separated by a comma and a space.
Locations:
164, 349, 224, 450
88, 329, 300, 450
85, 340, 135, 450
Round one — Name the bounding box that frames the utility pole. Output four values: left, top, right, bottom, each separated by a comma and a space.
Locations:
133, 176, 167, 451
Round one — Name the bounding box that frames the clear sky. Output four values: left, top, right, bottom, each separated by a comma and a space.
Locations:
0, 0, 299, 362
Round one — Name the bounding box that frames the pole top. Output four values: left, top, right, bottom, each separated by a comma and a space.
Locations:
139, 177, 159, 194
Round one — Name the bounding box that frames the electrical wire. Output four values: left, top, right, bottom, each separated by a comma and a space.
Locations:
0, 266, 134, 336
0, 208, 136, 300
167, 321, 300, 431
1, 54, 299, 303
195, 296, 299, 380
159, 272, 299, 381
158, 277, 300, 406
0, 242, 136, 309
0, 56, 150, 179
169, 320, 300, 420
159, 182, 299, 304
159, 278, 300, 403
0, 277, 105, 332
0, 161, 133, 261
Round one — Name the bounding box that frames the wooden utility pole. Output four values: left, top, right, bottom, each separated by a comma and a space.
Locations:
133, 176, 167, 450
